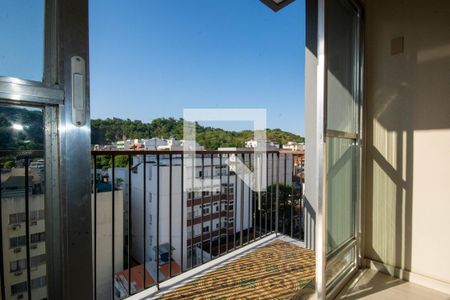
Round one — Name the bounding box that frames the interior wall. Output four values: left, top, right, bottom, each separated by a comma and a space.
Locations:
363, 0, 450, 288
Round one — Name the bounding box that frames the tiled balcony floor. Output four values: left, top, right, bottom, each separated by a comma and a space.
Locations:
159, 237, 315, 299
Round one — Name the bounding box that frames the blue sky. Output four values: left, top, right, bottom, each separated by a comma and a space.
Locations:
89, 0, 306, 135
0, 0, 306, 135
0, 0, 44, 81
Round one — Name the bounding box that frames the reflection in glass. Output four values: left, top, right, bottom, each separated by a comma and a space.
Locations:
326, 247, 355, 285
0, 105, 44, 151
0, 0, 45, 81
1, 105, 47, 300
326, 137, 356, 254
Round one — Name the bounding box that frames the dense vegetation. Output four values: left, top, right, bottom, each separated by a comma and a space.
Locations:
92, 117, 304, 150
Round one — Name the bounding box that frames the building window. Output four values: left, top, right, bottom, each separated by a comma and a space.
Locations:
202, 206, 210, 215
202, 226, 210, 233
30, 254, 46, 268
216, 223, 219, 229
9, 213, 26, 224
11, 281, 27, 295
10, 259, 27, 272
225, 201, 234, 211
31, 232, 45, 244
30, 209, 45, 221
10, 236, 26, 248
30, 276, 46, 289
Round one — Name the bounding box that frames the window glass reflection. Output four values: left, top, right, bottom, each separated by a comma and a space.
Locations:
1, 104, 47, 300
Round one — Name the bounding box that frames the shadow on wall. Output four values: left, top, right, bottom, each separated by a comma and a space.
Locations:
364, 0, 450, 283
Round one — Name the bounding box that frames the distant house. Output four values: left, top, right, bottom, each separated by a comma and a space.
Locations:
282, 141, 305, 151
245, 140, 279, 150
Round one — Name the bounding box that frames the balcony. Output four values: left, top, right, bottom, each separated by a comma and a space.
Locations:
91, 149, 308, 299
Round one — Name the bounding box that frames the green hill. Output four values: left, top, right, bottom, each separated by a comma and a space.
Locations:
91, 117, 304, 150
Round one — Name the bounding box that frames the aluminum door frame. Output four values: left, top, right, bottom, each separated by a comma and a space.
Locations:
306, 0, 364, 299
0, 0, 92, 299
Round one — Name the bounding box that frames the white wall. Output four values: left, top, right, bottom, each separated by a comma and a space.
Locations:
94, 191, 124, 299
363, 0, 450, 291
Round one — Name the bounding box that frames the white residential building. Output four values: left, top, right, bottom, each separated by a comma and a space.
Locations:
128, 153, 293, 271
282, 141, 305, 151
0, 168, 47, 300
245, 140, 280, 150
93, 190, 124, 300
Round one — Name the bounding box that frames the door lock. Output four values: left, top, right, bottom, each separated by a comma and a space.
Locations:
71, 56, 86, 127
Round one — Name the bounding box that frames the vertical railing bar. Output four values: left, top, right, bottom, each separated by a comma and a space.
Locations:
275, 153, 280, 235
200, 154, 204, 264
143, 155, 147, 288
190, 154, 194, 269
291, 155, 295, 238
93, 155, 97, 299
253, 159, 256, 241
111, 155, 115, 299
226, 153, 230, 253
91, 156, 97, 299
233, 154, 237, 250
210, 154, 213, 259
265, 152, 268, 236
283, 154, 287, 235
270, 153, 274, 233
218, 153, 222, 256
180, 154, 184, 273
128, 155, 132, 295
156, 154, 160, 287
258, 153, 262, 240
24, 158, 32, 300
240, 153, 244, 247
247, 153, 251, 244
0, 159, 6, 300
169, 154, 173, 278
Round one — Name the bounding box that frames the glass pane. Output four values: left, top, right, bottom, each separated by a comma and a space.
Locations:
0, 104, 47, 300
326, 137, 356, 253
326, 247, 355, 285
0, 0, 45, 81
326, 0, 358, 133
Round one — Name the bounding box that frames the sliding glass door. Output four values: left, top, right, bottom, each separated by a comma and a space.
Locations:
325, 0, 362, 293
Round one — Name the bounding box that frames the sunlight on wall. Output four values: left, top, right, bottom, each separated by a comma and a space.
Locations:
371, 161, 397, 267
417, 44, 450, 64
373, 118, 397, 170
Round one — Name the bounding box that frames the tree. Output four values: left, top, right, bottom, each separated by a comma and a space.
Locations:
91, 117, 304, 149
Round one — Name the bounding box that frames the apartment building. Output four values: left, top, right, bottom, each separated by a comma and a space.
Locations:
283, 141, 305, 152
0, 168, 47, 300
128, 153, 293, 271
93, 191, 124, 300
245, 140, 280, 149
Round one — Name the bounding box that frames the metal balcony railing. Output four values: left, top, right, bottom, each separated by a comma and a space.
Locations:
91, 149, 305, 299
